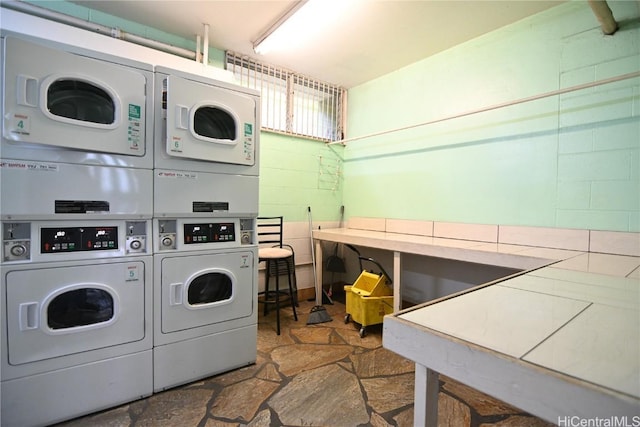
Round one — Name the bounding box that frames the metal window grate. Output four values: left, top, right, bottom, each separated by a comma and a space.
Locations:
226, 51, 345, 142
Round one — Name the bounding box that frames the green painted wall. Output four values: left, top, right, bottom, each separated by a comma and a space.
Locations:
344, 1, 640, 232
259, 132, 344, 222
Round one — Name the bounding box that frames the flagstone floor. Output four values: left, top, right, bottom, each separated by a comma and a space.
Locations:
55, 299, 553, 427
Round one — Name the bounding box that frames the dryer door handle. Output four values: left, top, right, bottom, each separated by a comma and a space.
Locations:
19, 302, 39, 330
169, 283, 183, 306
17, 75, 39, 107
175, 105, 189, 130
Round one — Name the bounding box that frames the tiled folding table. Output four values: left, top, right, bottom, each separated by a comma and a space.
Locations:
384, 264, 640, 425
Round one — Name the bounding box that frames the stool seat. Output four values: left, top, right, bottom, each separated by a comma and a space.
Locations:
259, 247, 293, 259
257, 216, 298, 335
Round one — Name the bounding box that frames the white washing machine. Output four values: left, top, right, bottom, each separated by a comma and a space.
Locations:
152, 66, 260, 391
1, 219, 153, 427
1, 33, 155, 424
153, 217, 257, 391
154, 66, 259, 175
1, 34, 154, 170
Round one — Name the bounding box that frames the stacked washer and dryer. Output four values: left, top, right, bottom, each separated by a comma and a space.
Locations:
0, 35, 155, 427
151, 67, 260, 392
1, 28, 260, 427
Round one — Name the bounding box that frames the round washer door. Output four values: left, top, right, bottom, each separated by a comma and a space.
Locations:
160, 251, 254, 333
6, 261, 146, 365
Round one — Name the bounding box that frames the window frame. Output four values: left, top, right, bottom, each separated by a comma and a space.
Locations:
226, 51, 346, 143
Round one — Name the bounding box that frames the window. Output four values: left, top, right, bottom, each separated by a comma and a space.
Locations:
226, 51, 345, 142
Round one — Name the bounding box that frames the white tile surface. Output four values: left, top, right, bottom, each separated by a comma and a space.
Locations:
531, 267, 640, 294
515, 247, 583, 261
629, 266, 640, 280
433, 222, 498, 243
399, 285, 590, 358
430, 237, 487, 249
590, 230, 640, 257
523, 304, 640, 398
471, 243, 532, 254
347, 217, 386, 232
499, 225, 589, 251
386, 219, 433, 236
550, 253, 640, 277
499, 274, 639, 310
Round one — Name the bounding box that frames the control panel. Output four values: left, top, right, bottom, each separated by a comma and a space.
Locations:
41, 226, 118, 253
2, 220, 149, 262
184, 222, 235, 244
155, 218, 254, 252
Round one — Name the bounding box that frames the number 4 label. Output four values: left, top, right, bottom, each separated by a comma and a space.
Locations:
11, 113, 30, 136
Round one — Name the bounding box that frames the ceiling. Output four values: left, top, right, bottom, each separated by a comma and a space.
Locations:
73, 0, 566, 88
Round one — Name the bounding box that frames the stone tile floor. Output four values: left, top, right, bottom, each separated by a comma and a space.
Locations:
56, 299, 553, 427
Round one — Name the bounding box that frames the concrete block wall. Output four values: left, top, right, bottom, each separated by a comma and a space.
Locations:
344, 1, 640, 232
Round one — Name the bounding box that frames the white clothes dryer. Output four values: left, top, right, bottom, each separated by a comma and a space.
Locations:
154, 66, 259, 176
1, 219, 153, 427
1, 34, 154, 169
1, 159, 153, 220
154, 169, 258, 219
153, 217, 257, 391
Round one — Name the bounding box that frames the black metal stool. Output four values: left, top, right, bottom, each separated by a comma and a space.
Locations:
257, 217, 298, 335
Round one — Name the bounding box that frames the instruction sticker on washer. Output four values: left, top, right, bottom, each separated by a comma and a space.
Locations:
128, 104, 142, 151
156, 170, 197, 179
125, 264, 140, 282
243, 123, 254, 161
0, 160, 59, 172
240, 255, 250, 268
9, 113, 30, 136
169, 136, 183, 153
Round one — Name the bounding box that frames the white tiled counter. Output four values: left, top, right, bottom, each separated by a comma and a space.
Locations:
312, 227, 560, 309
313, 218, 640, 424
382, 250, 640, 425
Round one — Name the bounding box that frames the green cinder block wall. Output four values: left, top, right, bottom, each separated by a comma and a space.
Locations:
344, 1, 640, 232
258, 132, 344, 222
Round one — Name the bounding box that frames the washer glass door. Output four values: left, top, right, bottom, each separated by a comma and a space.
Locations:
6, 261, 146, 365
47, 79, 116, 125
188, 271, 233, 305
47, 287, 114, 329
161, 251, 254, 333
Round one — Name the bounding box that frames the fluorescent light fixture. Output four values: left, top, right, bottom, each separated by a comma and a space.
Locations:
253, 0, 353, 55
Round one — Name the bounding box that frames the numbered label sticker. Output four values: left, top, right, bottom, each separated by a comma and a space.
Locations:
11, 113, 30, 136
125, 265, 140, 282
169, 136, 183, 152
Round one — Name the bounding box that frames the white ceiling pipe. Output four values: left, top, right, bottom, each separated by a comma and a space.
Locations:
588, 0, 618, 35
203, 23, 210, 66
196, 34, 202, 63
1, 0, 198, 60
